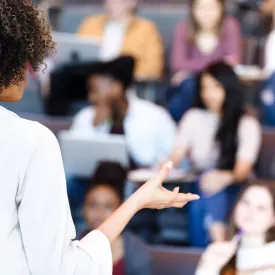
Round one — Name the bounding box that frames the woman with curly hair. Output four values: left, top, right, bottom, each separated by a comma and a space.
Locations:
0, 1, 199, 274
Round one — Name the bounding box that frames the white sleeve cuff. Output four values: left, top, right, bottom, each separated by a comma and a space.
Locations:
76, 230, 112, 275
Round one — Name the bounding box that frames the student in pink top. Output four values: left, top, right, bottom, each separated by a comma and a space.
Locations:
170, 0, 242, 86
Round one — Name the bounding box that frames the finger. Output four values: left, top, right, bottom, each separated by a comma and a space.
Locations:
173, 186, 180, 193
152, 161, 173, 186
174, 193, 200, 203
171, 202, 188, 208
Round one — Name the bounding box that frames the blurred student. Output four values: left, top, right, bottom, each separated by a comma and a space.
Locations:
196, 180, 275, 275
257, 10, 275, 126
168, 0, 242, 121
234, 0, 275, 37
170, 0, 241, 85
77, 0, 164, 80
168, 62, 261, 245
82, 161, 152, 275
37, 0, 63, 30
264, 3, 275, 75
70, 56, 176, 168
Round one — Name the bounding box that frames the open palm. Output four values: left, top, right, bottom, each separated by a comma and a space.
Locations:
137, 162, 200, 210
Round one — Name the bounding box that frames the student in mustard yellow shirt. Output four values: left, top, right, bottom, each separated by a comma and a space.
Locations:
77, 0, 164, 80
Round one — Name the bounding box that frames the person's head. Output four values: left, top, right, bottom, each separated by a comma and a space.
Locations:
194, 61, 245, 169
229, 181, 275, 240
221, 181, 275, 275
105, 0, 138, 20
83, 161, 127, 230
187, 0, 225, 42
0, 0, 54, 102
87, 56, 135, 106
196, 62, 244, 114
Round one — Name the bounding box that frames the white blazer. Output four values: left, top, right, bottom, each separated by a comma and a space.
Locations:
0, 106, 112, 275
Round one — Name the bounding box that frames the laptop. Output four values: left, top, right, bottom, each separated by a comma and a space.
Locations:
59, 131, 129, 177
51, 31, 101, 65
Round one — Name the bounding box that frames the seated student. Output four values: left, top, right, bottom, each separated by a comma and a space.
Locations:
168, 62, 261, 246
168, 0, 242, 121
264, 11, 275, 77
256, 13, 275, 127
82, 161, 152, 275
196, 180, 275, 275
170, 0, 241, 84
77, 0, 164, 80
70, 56, 177, 169
234, 0, 274, 37
37, 0, 63, 30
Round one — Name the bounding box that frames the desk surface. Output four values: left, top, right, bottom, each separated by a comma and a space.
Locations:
235, 65, 267, 83
128, 169, 197, 183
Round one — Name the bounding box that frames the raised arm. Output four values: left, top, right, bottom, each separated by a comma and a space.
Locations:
18, 123, 199, 275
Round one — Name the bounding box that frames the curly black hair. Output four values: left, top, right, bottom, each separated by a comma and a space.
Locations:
0, 0, 55, 89
87, 161, 128, 202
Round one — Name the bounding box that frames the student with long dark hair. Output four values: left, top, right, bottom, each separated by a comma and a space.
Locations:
196, 181, 275, 275
169, 62, 261, 245
0, 1, 199, 274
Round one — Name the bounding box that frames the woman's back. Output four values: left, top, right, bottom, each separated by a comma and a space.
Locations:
0, 106, 44, 274
0, 106, 112, 275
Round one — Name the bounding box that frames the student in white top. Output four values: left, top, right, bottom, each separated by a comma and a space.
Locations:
70, 56, 177, 168
168, 62, 261, 245
0, 2, 199, 275
196, 180, 275, 275
264, 27, 275, 76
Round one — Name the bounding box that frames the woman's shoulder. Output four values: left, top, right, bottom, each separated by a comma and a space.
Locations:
0, 106, 52, 139
174, 19, 188, 33
181, 108, 208, 121
239, 114, 261, 128
266, 30, 275, 44
0, 107, 58, 158
238, 241, 275, 270
134, 16, 159, 31
80, 14, 106, 26
238, 114, 261, 136
222, 16, 240, 31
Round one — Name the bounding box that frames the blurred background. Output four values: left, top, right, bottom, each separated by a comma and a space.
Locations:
4, 0, 275, 274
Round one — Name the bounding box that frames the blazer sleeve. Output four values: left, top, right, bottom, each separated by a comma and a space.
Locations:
17, 123, 112, 275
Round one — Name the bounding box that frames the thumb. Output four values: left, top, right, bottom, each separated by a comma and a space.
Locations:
152, 162, 173, 186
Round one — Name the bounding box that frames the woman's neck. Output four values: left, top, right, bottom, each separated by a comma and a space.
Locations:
198, 27, 217, 36
240, 234, 265, 248
206, 109, 222, 118
112, 98, 129, 122
111, 13, 133, 26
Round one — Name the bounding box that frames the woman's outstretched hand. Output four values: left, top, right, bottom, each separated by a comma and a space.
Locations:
96, 162, 199, 244
135, 162, 200, 210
